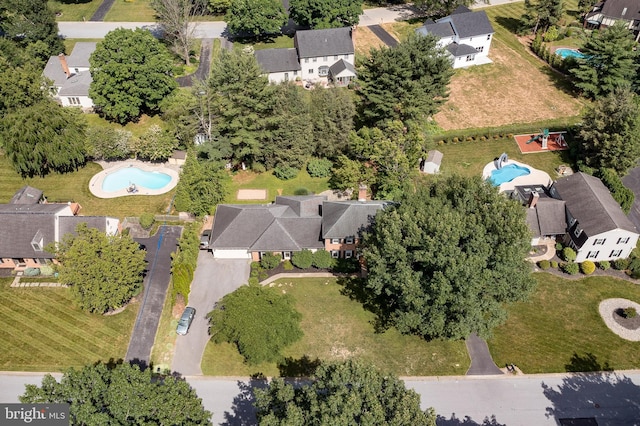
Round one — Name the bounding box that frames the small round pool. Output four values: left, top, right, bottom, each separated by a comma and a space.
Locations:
102, 167, 172, 192
490, 164, 531, 186
555, 48, 586, 60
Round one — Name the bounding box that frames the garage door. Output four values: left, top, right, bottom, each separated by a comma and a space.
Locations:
212, 249, 251, 259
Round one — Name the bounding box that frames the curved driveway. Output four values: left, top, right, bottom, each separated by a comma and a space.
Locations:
171, 254, 250, 376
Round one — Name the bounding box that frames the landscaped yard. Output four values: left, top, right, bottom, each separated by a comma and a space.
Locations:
104, 0, 156, 22
50, 0, 102, 21
0, 278, 138, 371
489, 273, 640, 374
226, 169, 330, 203
201, 278, 470, 376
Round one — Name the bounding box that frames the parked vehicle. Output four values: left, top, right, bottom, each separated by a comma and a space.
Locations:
176, 307, 196, 335
200, 230, 211, 250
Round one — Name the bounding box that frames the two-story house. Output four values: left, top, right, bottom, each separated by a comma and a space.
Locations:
585, 0, 640, 40
415, 5, 494, 68
43, 42, 96, 108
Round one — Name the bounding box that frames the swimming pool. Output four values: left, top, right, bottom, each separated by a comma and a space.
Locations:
555, 48, 587, 60
490, 164, 531, 186
102, 167, 172, 192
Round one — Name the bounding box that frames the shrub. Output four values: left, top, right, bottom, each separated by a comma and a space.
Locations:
538, 260, 550, 270
563, 262, 579, 275
283, 260, 294, 271
333, 258, 359, 273
40, 265, 54, 276
543, 26, 559, 42
260, 253, 281, 270
555, 242, 563, 251
580, 260, 596, 275
614, 258, 630, 270
274, 166, 299, 180
292, 249, 313, 269
628, 257, 640, 279
562, 247, 577, 262
551, 260, 559, 268
623, 307, 637, 318
139, 213, 155, 230
307, 158, 333, 178
599, 260, 610, 270
252, 162, 266, 173
312, 250, 335, 269
294, 187, 310, 195
23, 267, 40, 276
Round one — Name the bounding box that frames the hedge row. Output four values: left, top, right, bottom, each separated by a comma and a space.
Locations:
170, 224, 200, 304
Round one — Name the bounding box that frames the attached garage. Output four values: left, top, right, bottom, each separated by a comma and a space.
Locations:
211, 249, 251, 259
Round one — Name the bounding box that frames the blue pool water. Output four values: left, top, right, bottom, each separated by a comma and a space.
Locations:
555, 48, 587, 60
102, 167, 172, 192
490, 164, 531, 186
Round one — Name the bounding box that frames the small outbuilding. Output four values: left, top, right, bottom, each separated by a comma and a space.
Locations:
420, 150, 443, 174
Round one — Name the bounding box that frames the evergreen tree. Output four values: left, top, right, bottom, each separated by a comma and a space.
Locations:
0, 0, 64, 58
289, 0, 363, 29
174, 152, 230, 216
310, 87, 356, 159
413, 0, 474, 17
571, 22, 639, 99
225, 0, 287, 37
521, 0, 564, 34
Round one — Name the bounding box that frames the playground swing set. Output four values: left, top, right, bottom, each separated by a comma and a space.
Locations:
525, 129, 567, 150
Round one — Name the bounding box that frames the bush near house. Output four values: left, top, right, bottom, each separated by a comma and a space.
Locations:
538, 260, 550, 270
273, 165, 299, 180
580, 261, 596, 275
562, 247, 577, 262
261, 253, 281, 270
307, 158, 333, 178
614, 258, 630, 270
312, 250, 335, 269
563, 262, 579, 275
139, 213, 155, 230
598, 261, 610, 270
292, 249, 313, 269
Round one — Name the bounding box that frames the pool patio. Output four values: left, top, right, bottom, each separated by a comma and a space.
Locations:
482, 159, 552, 193
89, 160, 180, 199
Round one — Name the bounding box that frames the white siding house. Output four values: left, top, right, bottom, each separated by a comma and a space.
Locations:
254, 48, 302, 83
43, 42, 96, 108
416, 6, 494, 68
585, 0, 640, 40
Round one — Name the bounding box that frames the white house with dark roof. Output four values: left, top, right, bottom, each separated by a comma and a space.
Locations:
416, 6, 494, 68
43, 42, 96, 108
254, 27, 356, 86
585, 0, 640, 40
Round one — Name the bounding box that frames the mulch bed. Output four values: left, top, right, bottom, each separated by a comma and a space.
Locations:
263, 263, 332, 278
613, 309, 640, 330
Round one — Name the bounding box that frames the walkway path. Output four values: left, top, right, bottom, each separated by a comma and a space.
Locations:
89, 0, 115, 21
368, 24, 399, 47
176, 38, 215, 87
465, 333, 503, 375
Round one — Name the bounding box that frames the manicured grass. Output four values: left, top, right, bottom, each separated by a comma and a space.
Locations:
50, 0, 102, 21
227, 169, 330, 203
201, 278, 469, 376
104, 0, 156, 21
0, 278, 138, 371
150, 289, 177, 371
489, 273, 640, 374
234, 35, 295, 51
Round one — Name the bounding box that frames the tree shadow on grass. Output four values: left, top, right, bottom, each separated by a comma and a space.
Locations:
221, 377, 268, 426
437, 414, 506, 425
493, 16, 523, 35
337, 276, 390, 333
565, 352, 613, 373
278, 355, 321, 377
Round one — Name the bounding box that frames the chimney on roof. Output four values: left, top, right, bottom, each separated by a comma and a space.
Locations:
358, 184, 368, 202
58, 53, 71, 79
529, 191, 539, 209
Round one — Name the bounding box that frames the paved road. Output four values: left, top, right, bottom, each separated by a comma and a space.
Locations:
465, 333, 503, 375
622, 167, 640, 232
125, 226, 182, 365
368, 24, 399, 47
171, 255, 250, 376
176, 38, 214, 87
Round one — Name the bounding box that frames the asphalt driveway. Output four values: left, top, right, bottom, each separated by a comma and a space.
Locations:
465, 333, 503, 375
171, 253, 250, 376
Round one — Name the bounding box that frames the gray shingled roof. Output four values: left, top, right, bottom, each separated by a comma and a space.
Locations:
255, 48, 301, 73
43, 55, 68, 87
68, 42, 96, 68
57, 72, 92, 97
329, 59, 356, 77
321, 201, 388, 239
275, 195, 325, 217
58, 216, 109, 238
447, 43, 479, 56
10, 186, 43, 205
535, 199, 567, 236
526, 209, 541, 237
295, 27, 354, 59
601, 0, 640, 20
446, 9, 494, 39
552, 172, 637, 235
425, 150, 443, 165
416, 21, 455, 38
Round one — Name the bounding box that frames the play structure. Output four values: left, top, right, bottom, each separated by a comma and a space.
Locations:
525, 129, 566, 150
495, 152, 508, 170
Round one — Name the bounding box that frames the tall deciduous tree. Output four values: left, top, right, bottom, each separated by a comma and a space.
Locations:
413, 0, 474, 17
207, 284, 303, 365
361, 176, 535, 340
55, 224, 147, 314
225, 0, 287, 37
571, 22, 639, 99
289, 0, 363, 29
174, 152, 230, 216
90, 28, 177, 123
21, 362, 212, 425
310, 87, 355, 158
0, 0, 64, 57
0, 101, 86, 177
577, 86, 640, 174
152, 0, 201, 65
133, 124, 179, 161
521, 0, 564, 34
255, 360, 436, 425
357, 33, 453, 128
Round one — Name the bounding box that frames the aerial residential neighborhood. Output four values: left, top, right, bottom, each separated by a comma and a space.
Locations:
3, 0, 640, 424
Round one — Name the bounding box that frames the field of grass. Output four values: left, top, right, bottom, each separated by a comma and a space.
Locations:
0, 278, 138, 371
489, 273, 640, 374
50, 0, 102, 21
201, 278, 469, 376
234, 35, 296, 51
150, 289, 178, 371
226, 169, 330, 203
104, 0, 156, 21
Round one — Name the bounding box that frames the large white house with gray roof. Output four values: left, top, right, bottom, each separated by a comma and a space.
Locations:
254, 27, 356, 86
416, 6, 494, 68
43, 42, 96, 108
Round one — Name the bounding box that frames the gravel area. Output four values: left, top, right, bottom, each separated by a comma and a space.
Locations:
599, 298, 640, 341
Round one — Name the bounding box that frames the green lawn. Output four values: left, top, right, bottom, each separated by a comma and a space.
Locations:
104, 0, 156, 21
50, 0, 102, 21
234, 35, 295, 51
150, 288, 176, 371
227, 169, 330, 203
201, 278, 470, 376
489, 273, 640, 374
0, 278, 138, 371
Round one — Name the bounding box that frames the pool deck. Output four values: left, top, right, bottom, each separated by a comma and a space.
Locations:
482, 159, 552, 193
89, 160, 180, 199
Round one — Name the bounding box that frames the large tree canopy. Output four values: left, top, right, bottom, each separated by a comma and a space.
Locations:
151, 0, 201, 65
21, 362, 212, 425
90, 28, 177, 123
571, 22, 639, 99
225, 0, 287, 37
412, 0, 474, 17
360, 176, 535, 340
521, 0, 564, 34
55, 224, 147, 314
577, 86, 640, 174
0, 0, 63, 57
357, 33, 453, 128
310, 87, 355, 159
174, 152, 230, 216
255, 360, 436, 425
0, 101, 86, 177
289, 0, 363, 29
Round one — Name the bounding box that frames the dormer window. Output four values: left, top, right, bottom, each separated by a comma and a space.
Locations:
31, 230, 44, 252
622, 7, 627, 16
574, 227, 582, 238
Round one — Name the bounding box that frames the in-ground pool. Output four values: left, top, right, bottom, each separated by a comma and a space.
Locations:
102, 167, 172, 192
490, 164, 531, 186
555, 48, 587, 60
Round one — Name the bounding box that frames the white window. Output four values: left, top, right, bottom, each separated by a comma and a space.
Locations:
593, 238, 606, 245
345, 236, 354, 244
312, 57, 317, 62
323, 56, 328, 61
476, 46, 484, 52
282, 251, 291, 260
574, 227, 582, 238
466, 55, 474, 62
304, 58, 309, 63
587, 251, 599, 259
343, 54, 349, 59
334, 55, 338, 60
293, 70, 297, 76
487, 34, 491, 40
331, 238, 340, 244
309, 69, 314, 74
344, 250, 353, 259
618, 237, 630, 244
319, 66, 329, 77
284, 73, 289, 81
68, 97, 80, 105
610, 250, 623, 258
259, 251, 266, 260
331, 250, 340, 258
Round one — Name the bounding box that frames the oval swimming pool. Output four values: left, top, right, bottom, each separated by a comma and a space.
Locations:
555, 48, 587, 60
102, 167, 172, 192
490, 164, 531, 186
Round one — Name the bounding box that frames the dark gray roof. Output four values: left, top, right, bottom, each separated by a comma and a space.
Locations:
43, 55, 68, 87
0, 214, 56, 258
321, 201, 388, 239
526, 209, 541, 237
602, 0, 640, 21
295, 27, 354, 59
67, 42, 96, 68
0, 204, 69, 214
425, 150, 443, 165
10, 186, 43, 205
251, 217, 323, 251
445, 9, 494, 39
416, 21, 455, 38
552, 172, 637, 235
255, 48, 301, 73
447, 42, 479, 57
275, 195, 325, 217
452, 5, 473, 14
329, 59, 356, 77
57, 71, 92, 97
535, 199, 567, 236
58, 216, 109, 238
